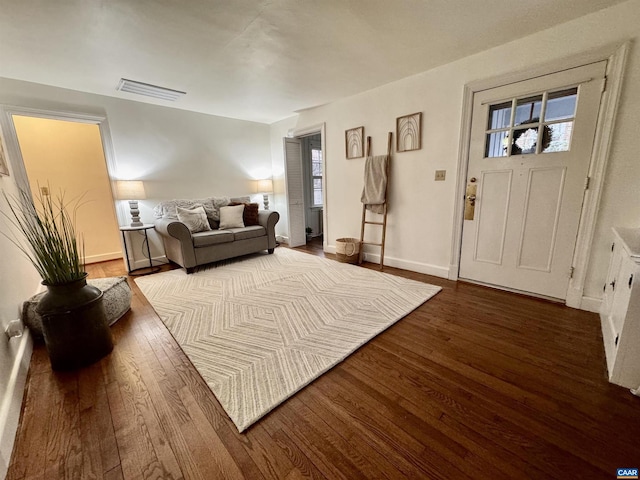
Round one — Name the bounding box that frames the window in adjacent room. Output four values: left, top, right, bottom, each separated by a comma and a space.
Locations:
311, 144, 323, 207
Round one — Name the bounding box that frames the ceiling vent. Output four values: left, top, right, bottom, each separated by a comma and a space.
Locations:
116, 78, 186, 101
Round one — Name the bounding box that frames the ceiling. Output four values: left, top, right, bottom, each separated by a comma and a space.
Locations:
0, 0, 626, 124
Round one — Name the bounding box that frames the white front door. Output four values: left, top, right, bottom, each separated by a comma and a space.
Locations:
459, 62, 606, 299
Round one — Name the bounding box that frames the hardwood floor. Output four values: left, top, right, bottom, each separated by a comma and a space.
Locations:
7, 245, 640, 479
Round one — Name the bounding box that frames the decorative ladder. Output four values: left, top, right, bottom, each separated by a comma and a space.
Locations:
359, 132, 392, 270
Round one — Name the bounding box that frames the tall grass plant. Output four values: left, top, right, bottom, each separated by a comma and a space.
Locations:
2, 187, 85, 285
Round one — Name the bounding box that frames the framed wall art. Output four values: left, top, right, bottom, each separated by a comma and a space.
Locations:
396, 112, 422, 152
345, 126, 364, 159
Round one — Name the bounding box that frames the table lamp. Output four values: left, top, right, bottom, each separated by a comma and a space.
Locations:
115, 180, 146, 227
257, 178, 273, 210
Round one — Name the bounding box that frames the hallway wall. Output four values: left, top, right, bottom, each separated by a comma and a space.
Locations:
13, 115, 121, 263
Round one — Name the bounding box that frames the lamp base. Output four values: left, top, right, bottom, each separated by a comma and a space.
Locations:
263, 194, 269, 211
129, 200, 143, 227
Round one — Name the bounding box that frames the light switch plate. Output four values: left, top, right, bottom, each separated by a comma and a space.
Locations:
435, 170, 446, 181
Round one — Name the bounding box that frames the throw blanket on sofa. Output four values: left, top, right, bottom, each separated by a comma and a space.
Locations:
153, 197, 233, 221
361, 155, 389, 214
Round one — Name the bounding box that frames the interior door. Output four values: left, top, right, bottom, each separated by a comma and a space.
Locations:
459, 62, 606, 299
284, 137, 306, 248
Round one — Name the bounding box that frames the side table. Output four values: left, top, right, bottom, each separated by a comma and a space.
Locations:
119, 224, 161, 275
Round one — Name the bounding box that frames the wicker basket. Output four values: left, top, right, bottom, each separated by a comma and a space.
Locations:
336, 237, 361, 264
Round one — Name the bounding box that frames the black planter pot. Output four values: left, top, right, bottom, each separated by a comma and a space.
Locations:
36, 273, 114, 371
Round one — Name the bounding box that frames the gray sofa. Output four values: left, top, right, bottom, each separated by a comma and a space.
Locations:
153, 196, 279, 273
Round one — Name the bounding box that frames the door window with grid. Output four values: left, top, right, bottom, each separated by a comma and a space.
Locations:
485, 87, 578, 158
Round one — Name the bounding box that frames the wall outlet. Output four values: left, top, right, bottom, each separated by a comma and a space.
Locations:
435, 170, 446, 181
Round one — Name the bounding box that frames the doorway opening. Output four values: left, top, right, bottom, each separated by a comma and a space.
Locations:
302, 134, 323, 245
6, 112, 121, 264
283, 124, 326, 249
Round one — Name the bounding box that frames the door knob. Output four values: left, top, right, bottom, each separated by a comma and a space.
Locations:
464, 185, 477, 220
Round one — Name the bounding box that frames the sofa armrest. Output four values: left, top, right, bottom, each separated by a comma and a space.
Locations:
154, 218, 192, 242
154, 218, 198, 268
258, 210, 280, 249
258, 210, 279, 230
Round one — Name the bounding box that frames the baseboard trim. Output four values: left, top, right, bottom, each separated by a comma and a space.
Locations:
363, 253, 449, 278
580, 296, 602, 313
0, 329, 33, 479
131, 255, 168, 270
323, 244, 448, 278
85, 251, 123, 264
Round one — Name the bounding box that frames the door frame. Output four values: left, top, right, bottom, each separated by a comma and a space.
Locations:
286, 122, 327, 250
449, 42, 629, 310
0, 104, 124, 251
0, 105, 119, 208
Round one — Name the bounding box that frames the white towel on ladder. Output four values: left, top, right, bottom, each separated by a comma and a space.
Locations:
361, 155, 388, 214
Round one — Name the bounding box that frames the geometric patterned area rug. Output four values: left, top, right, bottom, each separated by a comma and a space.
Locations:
135, 248, 441, 432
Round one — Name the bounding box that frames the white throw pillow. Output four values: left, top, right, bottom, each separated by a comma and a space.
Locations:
177, 206, 212, 233
219, 204, 245, 229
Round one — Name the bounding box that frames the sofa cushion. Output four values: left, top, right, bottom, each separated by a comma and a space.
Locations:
192, 229, 234, 247
177, 206, 212, 233
207, 217, 220, 230
243, 203, 260, 226
230, 202, 260, 226
228, 225, 266, 241
219, 204, 245, 229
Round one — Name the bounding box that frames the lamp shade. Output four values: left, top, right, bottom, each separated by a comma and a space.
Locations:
257, 179, 273, 193
115, 180, 146, 200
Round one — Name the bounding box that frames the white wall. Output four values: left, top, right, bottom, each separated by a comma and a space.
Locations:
271, 0, 640, 300
0, 161, 37, 479
0, 77, 273, 268
14, 116, 122, 264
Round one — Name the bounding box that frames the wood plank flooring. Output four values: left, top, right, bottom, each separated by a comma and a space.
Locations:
7, 242, 640, 479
